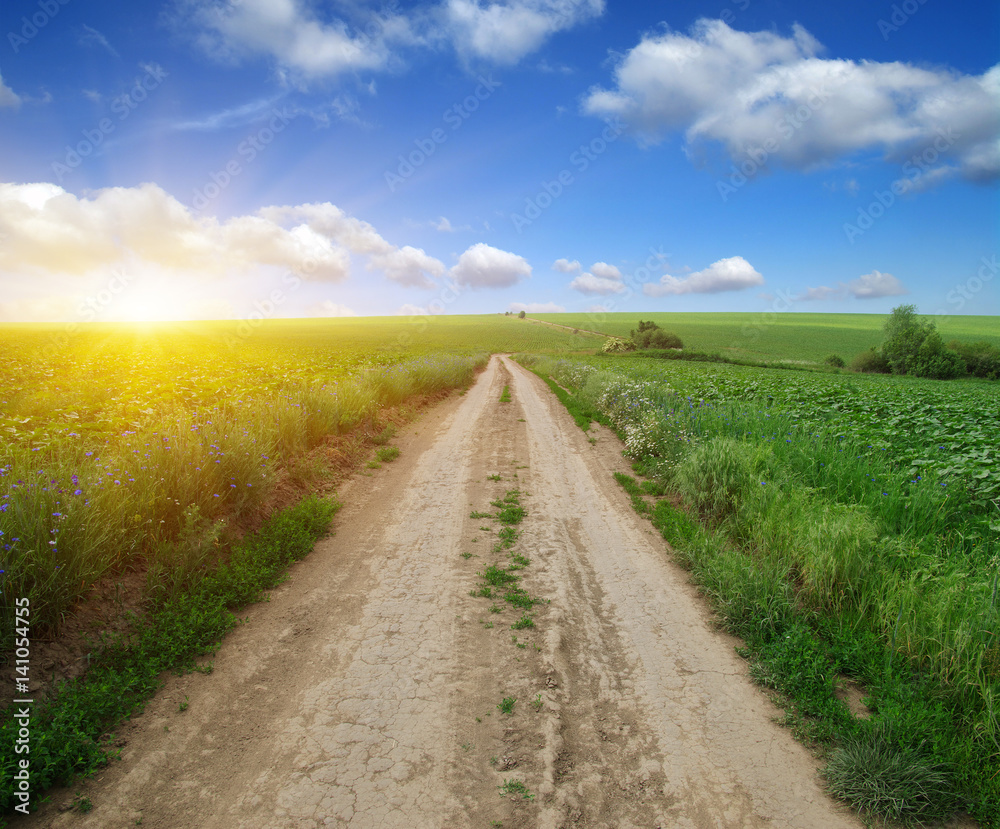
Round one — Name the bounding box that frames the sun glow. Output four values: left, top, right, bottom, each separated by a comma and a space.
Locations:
111, 284, 190, 323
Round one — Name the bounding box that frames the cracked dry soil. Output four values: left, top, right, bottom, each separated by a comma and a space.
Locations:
21, 355, 863, 829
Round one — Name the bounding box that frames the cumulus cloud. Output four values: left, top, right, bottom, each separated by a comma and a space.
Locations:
509, 301, 565, 313
570, 272, 624, 295
259, 201, 445, 287
643, 256, 763, 297
0, 74, 20, 109
443, 0, 604, 64
450, 242, 531, 288
0, 182, 443, 287
552, 258, 581, 273
178, 0, 415, 78
304, 300, 356, 317
584, 19, 1000, 185
847, 270, 907, 299
589, 261, 622, 280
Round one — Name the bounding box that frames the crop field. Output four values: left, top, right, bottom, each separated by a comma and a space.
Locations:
522, 351, 1000, 823
530, 312, 1000, 365
0, 316, 595, 648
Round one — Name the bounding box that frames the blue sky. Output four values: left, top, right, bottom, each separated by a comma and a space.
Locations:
0, 0, 997, 323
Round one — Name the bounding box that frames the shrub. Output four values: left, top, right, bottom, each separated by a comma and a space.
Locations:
602, 337, 636, 353
518, 310, 526, 319
849, 348, 891, 374
909, 332, 965, 380
630, 320, 683, 350
825, 354, 846, 368
948, 340, 1000, 380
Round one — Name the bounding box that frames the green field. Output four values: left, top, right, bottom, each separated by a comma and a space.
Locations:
2, 311, 998, 823
529, 312, 1000, 364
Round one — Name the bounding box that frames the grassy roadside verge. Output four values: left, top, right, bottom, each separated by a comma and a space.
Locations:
519, 354, 999, 828
0, 495, 337, 817
0, 364, 480, 819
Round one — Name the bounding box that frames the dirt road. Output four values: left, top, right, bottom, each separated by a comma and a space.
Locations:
24, 355, 862, 828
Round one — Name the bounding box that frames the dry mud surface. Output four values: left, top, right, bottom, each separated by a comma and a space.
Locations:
22, 356, 863, 829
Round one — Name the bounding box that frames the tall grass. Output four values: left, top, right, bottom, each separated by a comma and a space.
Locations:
0, 353, 486, 655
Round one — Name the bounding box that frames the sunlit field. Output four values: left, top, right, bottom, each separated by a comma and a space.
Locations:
0, 315, 596, 647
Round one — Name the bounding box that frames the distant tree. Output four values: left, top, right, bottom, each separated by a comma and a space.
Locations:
629, 320, 683, 350
881, 304, 934, 375
825, 354, 846, 368
518, 310, 526, 319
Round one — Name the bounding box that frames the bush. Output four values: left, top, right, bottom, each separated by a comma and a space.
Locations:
630, 320, 683, 350
825, 354, 846, 368
910, 332, 965, 380
602, 337, 636, 353
849, 348, 891, 374
948, 340, 1000, 380
518, 310, 526, 319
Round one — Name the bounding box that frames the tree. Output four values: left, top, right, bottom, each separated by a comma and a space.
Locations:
881, 304, 935, 375
629, 320, 683, 350
518, 310, 526, 319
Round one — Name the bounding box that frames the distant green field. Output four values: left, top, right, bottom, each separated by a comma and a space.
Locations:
529, 312, 1000, 364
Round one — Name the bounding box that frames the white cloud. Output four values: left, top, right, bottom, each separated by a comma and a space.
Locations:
552, 257, 581, 273
259, 201, 445, 287
570, 272, 625, 295
443, 0, 604, 65
180, 0, 415, 78
847, 270, 907, 299
509, 301, 565, 313
643, 256, 763, 297
589, 261, 622, 281
450, 242, 531, 288
584, 19, 1000, 185
0, 74, 20, 109
0, 182, 443, 287
305, 300, 356, 317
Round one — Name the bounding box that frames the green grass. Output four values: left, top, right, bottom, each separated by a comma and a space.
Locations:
499, 385, 512, 403
0, 495, 337, 814
497, 695, 517, 714
526, 352, 1000, 826
528, 312, 1000, 365
375, 446, 400, 463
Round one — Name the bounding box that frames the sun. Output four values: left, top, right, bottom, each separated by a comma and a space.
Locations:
112, 284, 189, 323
